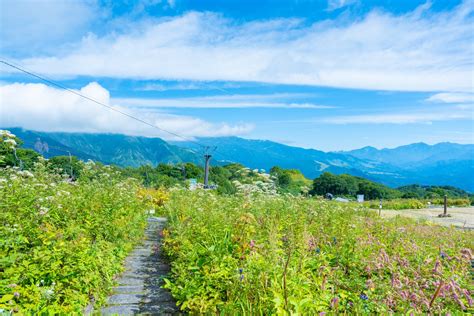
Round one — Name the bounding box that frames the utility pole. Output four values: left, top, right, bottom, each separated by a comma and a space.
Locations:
443, 195, 447, 216
204, 154, 211, 188
438, 194, 451, 217
13, 148, 23, 170
68, 151, 73, 179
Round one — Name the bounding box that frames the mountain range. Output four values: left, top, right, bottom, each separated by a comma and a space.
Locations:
6, 127, 474, 191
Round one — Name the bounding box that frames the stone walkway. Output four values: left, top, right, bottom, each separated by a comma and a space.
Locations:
101, 217, 179, 315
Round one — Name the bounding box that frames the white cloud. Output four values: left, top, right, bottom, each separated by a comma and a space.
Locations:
327, 0, 358, 11
0, 82, 253, 138
139, 82, 207, 91
114, 93, 332, 108
4, 1, 472, 92
427, 92, 474, 103
320, 109, 474, 124
137, 81, 249, 92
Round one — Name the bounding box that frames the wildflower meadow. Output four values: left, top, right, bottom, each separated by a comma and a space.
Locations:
1, 130, 473, 314
0, 160, 148, 313
160, 191, 473, 314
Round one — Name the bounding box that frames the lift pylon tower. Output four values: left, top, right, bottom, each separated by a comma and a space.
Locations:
203, 146, 217, 188
204, 154, 211, 188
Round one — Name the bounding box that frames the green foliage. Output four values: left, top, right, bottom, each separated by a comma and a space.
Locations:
0, 160, 148, 313
184, 162, 203, 179
0, 130, 40, 170
161, 191, 473, 314
3, 148, 41, 170
47, 155, 84, 179
365, 199, 426, 210
430, 198, 471, 207
270, 166, 311, 195
398, 184, 471, 199
311, 172, 401, 200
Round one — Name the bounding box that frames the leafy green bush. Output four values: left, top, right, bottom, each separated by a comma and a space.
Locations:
0, 160, 148, 313
311, 172, 401, 200
365, 199, 426, 210
430, 198, 471, 207
161, 191, 473, 314
398, 184, 472, 199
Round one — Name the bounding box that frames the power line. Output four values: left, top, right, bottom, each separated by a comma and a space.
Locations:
0, 60, 205, 148
1, 60, 238, 179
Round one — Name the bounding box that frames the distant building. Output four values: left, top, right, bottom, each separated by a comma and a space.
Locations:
189, 179, 197, 190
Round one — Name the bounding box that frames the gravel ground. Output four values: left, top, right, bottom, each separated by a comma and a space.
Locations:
380, 207, 474, 229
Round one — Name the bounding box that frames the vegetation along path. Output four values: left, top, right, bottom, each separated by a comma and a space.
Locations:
100, 217, 179, 315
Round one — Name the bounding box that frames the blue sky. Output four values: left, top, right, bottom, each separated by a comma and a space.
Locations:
0, 0, 473, 150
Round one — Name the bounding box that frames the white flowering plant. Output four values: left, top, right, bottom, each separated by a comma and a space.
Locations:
161, 190, 473, 314
0, 130, 19, 166
0, 158, 149, 313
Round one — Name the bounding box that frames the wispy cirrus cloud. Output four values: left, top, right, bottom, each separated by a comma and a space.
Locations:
427, 92, 474, 104
136, 81, 250, 92
320, 109, 473, 125
0, 82, 253, 138
4, 1, 472, 92
327, 0, 358, 11
114, 93, 332, 109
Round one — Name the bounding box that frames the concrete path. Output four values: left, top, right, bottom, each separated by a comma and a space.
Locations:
101, 217, 179, 315
380, 207, 474, 229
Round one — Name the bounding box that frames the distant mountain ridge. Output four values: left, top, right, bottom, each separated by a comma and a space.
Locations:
343, 142, 474, 167
8, 128, 201, 167
5, 127, 474, 191
175, 137, 473, 191
173, 136, 401, 180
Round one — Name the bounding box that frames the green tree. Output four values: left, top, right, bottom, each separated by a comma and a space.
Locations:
48, 155, 83, 179
311, 172, 346, 196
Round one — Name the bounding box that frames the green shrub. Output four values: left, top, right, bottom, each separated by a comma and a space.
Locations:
430, 198, 471, 207
366, 199, 426, 210
161, 191, 473, 314
0, 160, 148, 313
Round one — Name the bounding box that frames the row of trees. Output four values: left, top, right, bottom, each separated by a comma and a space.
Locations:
310, 172, 472, 200
310, 172, 401, 200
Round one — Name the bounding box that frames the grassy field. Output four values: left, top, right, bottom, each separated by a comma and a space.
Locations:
161, 191, 473, 314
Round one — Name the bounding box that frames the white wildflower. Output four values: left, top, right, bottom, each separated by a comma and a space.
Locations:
39, 207, 49, 216
43, 288, 54, 299
0, 130, 15, 138
18, 170, 34, 178
4, 138, 16, 144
